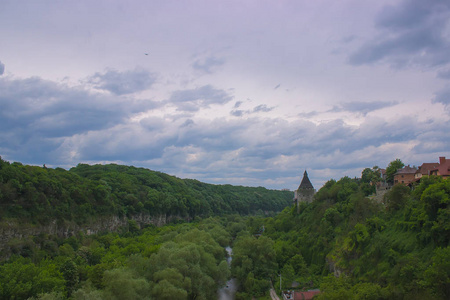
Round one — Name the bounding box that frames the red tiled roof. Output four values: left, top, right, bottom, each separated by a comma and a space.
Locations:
432, 157, 450, 176
416, 163, 440, 175
294, 290, 321, 300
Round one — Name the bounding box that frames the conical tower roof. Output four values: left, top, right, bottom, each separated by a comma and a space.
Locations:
299, 170, 314, 189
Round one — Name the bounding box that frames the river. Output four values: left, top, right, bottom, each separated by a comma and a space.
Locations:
218, 246, 238, 300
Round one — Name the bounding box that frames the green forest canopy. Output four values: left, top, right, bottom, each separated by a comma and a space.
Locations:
0, 158, 293, 225
1, 157, 449, 299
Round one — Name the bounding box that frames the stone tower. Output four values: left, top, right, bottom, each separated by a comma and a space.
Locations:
294, 170, 315, 207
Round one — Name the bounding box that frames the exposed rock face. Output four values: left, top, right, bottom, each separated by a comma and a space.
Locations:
326, 257, 343, 277
0, 213, 189, 258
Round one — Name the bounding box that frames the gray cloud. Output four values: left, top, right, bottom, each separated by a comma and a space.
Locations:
412, 119, 450, 153
253, 104, 274, 113
230, 104, 275, 116
230, 109, 244, 117
349, 0, 450, 69
169, 85, 233, 112
234, 101, 243, 108
0, 75, 159, 163
192, 56, 225, 74
87, 68, 157, 95
331, 101, 398, 115
0, 61, 4, 75
438, 69, 450, 79
342, 35, 357, 44
298, 111, 320, 118
433, 87, 450, 106
1, 75, 448, 189
1, 1, 449, 190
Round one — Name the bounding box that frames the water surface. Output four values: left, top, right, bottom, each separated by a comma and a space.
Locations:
218, 246, 237, 300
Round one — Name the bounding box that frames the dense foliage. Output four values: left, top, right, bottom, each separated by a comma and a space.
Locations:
2, 157, 449, 299
0, 158, 293, 225
244, 174, 450, 299
0, 217, 236, 299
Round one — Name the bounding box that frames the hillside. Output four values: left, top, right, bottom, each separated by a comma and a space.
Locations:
241, 175, 450, 299
0, 158, 293, 260
2, 157, 449, 299
0, 158, 293, 226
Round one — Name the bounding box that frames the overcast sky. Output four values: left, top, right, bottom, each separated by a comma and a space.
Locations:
1, 0, 449, 190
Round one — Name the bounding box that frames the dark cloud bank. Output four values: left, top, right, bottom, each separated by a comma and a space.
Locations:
349, 0, 450, 69
348, 0, 450, 112
1, 69, 449, 189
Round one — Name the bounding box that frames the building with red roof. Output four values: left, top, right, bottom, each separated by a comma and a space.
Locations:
430, 157, 450, 178
415, 162, 440, 180
394, 165, 417, 185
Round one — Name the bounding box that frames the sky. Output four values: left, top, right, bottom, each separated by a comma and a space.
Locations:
1, 0, 449, 190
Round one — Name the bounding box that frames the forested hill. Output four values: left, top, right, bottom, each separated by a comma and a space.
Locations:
246, 175, 450, 299
0, 158, 293, 225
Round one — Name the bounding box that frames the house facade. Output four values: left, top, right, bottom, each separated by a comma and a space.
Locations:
393, 165, 417, 185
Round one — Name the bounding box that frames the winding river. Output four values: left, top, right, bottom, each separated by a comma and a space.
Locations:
217, 246, 237, 300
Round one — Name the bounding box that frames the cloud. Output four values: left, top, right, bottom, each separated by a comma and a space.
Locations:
1, 74, 448, 189
230, 104, 275, 116
168, 85, 234, 112
0, 75, 158, 162
298, 111, 320, 118
412, 119, 450, 153
86, 68, 157, 95
348, 0, 450, 69
0, 61, 4, 75
230, 109, 244, 117
437, 69, 450, 79
433, 87, 450, 106
192, 56, 225, 74
330, 101, 398, 115
253, 104, 274, 113
234, 101, 243, 108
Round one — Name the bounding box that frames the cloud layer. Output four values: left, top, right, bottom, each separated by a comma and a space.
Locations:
1, 0, 449, 190
1, 69, 448, 189
349, 0, 450, 69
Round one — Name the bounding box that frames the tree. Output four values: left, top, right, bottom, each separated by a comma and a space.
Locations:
152, 279, 187, 300
423, 247, 450, 299
102, 268, 151, 300
386, 159, 405, 184
361, 167, 381, 196
60, 259, 79, 297
384, 184, 410, 211
232, 235, 278, 289
316, 274, 352, 299
361, 167, 381, 185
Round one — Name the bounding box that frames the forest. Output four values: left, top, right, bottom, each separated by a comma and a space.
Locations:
0, 158, 449, 299
0, 158, 293, 225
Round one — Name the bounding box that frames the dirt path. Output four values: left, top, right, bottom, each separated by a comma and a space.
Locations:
270, 288, 281, 300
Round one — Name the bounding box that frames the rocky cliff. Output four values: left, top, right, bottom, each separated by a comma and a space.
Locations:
0, 213, 189, 259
